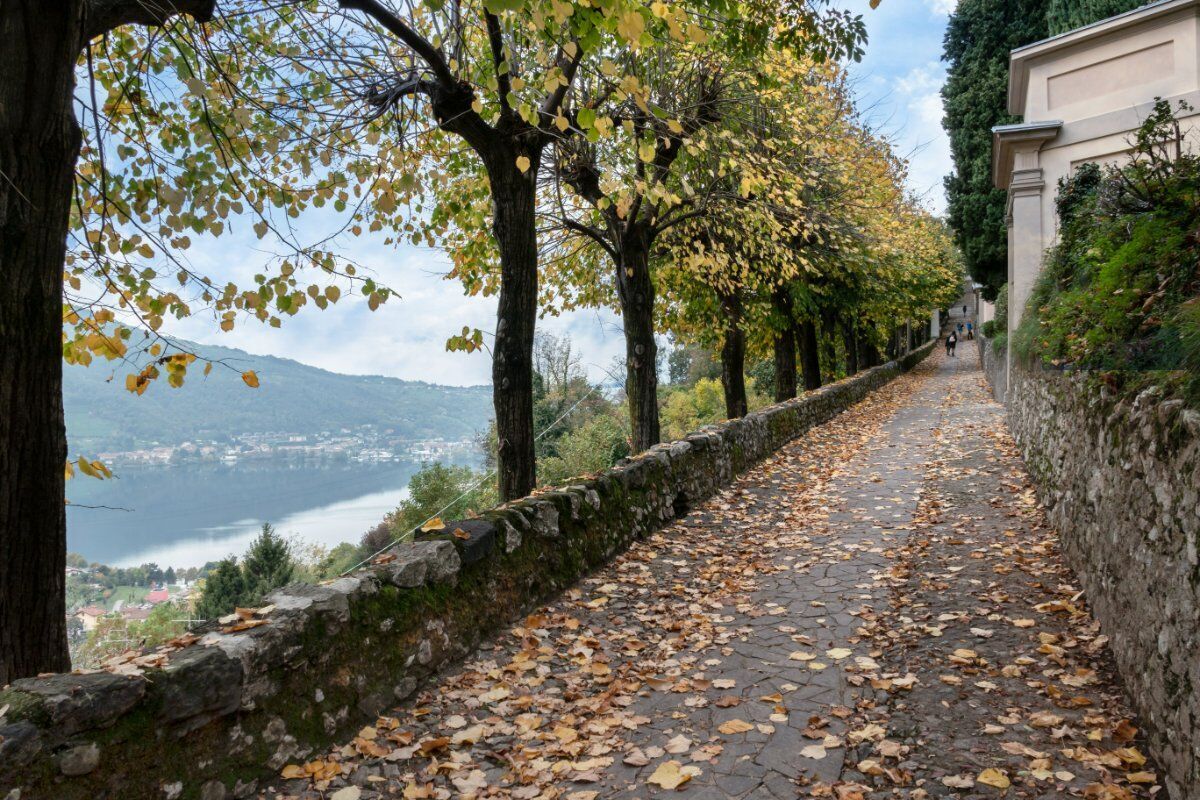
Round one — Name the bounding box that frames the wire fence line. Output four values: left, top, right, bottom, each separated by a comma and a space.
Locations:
339, 377, 612, 577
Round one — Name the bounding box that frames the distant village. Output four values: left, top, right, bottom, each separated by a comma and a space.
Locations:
66, 561, 201, 638
95, 425, 477, 466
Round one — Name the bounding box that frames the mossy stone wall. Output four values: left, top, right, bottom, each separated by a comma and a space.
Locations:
1008, 368, 1200, 799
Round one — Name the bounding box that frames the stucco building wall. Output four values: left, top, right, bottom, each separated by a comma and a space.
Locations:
994, 0, 1200, 356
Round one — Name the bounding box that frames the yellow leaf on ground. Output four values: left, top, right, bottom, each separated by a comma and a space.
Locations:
420, 517, 446, 532
647, 760, 699, 790
977, 768, 1011, 789
717, 719, 754, 735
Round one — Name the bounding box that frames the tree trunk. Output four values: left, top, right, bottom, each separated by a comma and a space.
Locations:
857, 323, 881, 368
842, 319, 859, 376
771, 288, 797, 402
772, 327, 797, 402
487, 158, 540, 502
614, 230, 660, 453
0, 0, 83, 682
799, 320, 821, 391
819, 308, 838, 382
718, 290, 748, 419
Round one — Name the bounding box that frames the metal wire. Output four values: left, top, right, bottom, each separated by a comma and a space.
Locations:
339, 379, 610, 576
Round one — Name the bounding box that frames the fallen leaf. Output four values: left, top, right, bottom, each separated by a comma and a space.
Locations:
647, 760, 700, 790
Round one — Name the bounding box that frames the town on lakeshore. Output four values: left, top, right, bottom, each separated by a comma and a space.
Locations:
95, 428, 477, 466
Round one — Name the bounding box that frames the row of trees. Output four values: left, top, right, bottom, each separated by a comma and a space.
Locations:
0, 0, 960, 681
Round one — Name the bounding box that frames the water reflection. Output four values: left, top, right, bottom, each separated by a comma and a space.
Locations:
66, 455, 481, 568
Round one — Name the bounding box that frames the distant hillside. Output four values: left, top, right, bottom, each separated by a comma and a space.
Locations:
64, 340, 493, 452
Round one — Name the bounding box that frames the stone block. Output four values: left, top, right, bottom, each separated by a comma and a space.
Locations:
7, 672, 146, 736
57, 742, 100, 777
156, 645, 243, 731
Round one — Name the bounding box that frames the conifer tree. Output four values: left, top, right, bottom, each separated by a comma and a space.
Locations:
241, 524, 295, 600
194, 558, 247, 622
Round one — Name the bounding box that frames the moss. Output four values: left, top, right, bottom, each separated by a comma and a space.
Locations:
0, 688, 50, 726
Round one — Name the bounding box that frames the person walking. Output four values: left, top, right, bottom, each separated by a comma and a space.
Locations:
966, 321, 974, 340
946, 330, 958, 357
957, 321, 964, 336
963, 304, 967, 315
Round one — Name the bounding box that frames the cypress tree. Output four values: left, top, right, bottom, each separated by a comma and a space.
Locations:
1047, 0, 1145, 35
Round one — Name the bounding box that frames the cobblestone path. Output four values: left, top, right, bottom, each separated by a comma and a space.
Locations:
263, 321, 1161, 799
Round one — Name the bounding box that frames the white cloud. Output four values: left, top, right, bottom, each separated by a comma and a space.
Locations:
887, 62, 953, 212
159, 218, 629, 388
926, 0, 957, 16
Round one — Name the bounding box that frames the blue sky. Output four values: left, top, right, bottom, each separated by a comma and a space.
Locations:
160, 2, 955, 389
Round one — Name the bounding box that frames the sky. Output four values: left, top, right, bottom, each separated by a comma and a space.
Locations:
159, 2, 956, 390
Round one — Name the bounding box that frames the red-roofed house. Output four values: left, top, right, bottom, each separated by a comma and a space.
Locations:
145, 588, 169, 604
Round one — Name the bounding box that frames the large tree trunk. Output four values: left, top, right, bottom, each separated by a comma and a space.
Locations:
799, 320, 821, 392
614, 230, 660, 453
718, 290, 747, 420
771, 288, 797, 402
0, 0, 83, 683
488, 159, 539, 502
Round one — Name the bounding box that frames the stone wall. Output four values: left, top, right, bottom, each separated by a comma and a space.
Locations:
0, 343, 936, 800
1007, 368, 1200, 799
977, 334, 1007, 403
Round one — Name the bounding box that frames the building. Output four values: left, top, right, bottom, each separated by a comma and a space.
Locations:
120, 606, 152, 623
73, 606, 108, 632
993, 0, 1200, 377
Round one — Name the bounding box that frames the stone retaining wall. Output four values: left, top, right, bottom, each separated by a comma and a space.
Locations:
1007, 368, 1200, 799
0, 342, 935, 800
977, 334, 1007, 403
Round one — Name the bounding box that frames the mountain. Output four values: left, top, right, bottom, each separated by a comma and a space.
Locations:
64, 340, 493, 453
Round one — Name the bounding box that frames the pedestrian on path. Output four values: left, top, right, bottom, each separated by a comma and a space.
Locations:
962, 304, 967, 314
946, 331, 958, 356
957, 321, 964, 336
966, 321, 974, 340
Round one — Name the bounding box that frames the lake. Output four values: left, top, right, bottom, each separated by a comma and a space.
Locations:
65, 455, 482, 568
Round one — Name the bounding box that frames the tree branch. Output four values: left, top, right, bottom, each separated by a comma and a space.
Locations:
339, 0, 457, 89
85, 0, 215, 41
484, 11, 514, 119
564, 219, 617, 260
539, 41, 583, 128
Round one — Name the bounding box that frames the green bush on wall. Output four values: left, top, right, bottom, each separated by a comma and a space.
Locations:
1014, 99, 1200, 405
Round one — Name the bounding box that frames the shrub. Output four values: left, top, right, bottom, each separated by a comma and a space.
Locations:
1015, 99, 1200, 404
194, 524, 297, 622
538, 414, 631, 486
384, 463, 497, 538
